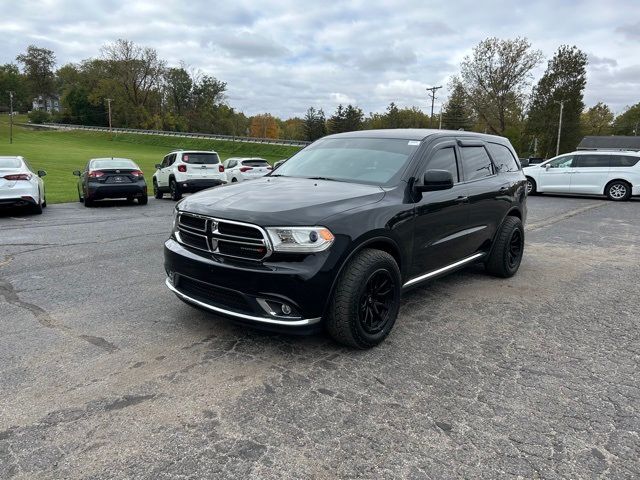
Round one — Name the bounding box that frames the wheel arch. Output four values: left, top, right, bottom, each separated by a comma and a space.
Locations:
321, 235, 404, 318
604, 178, 632, 195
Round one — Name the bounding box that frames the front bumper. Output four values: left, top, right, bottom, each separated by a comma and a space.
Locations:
163, 238, 339, 332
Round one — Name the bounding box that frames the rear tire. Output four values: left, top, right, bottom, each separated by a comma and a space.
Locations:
126, 196, 135, 204
153, 180, 163, 199
327, 249, 401, 349
605, 180, 631, 201
84, 195, 94, 207
138, 195, 148, 205
170, 179, 182, 201
485, 216, 524, 278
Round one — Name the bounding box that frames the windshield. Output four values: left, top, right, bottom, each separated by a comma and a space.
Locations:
91, 159, 138, 170
273, 137, 420, 185
183, 153, 220, 164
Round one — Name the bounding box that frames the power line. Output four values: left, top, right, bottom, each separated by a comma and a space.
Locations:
426, 86, 442, 128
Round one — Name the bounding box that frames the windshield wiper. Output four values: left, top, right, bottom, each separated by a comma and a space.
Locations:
305, 176, 341, 182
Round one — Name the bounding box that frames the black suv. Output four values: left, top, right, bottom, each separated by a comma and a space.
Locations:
164, 129, 527, 348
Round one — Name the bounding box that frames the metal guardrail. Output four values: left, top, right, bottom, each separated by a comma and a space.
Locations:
24, 122, 311, 147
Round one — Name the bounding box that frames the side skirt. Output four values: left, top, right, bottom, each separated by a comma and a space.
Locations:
402, 252, 487, 289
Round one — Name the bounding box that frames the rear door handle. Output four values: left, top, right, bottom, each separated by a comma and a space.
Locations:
499, 186, 509, 193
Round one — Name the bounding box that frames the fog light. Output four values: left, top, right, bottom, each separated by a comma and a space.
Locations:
281, 304, 292, 315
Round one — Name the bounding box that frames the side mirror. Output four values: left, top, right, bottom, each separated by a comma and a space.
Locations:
38, 170, 47, 177
416, 170, 454, 192
155, 164, 162, 169
73, 170, 81, 176
545, 164, 551, 170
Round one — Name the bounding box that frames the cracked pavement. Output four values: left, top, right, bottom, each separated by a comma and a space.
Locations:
1, 195, 639, 479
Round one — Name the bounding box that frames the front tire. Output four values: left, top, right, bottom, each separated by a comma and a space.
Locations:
153, 180, 163, 199
327, 249, 401, 349
526, 177, 537, 195
605, 180, 631, 201
485, 216, 524, 278
170, 179, 182, 201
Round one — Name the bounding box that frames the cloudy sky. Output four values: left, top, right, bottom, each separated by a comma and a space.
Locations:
2, 0, 639, 118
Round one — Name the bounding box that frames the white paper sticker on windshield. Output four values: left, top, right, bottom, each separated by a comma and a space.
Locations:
408, 140, 420, 146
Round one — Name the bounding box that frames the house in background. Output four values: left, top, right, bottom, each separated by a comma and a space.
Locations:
577, 136, 640, 152
32, 94, 60, 113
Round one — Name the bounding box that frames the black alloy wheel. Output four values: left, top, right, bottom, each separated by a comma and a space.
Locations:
507, 228, 524, 270
359, 269, 396, 334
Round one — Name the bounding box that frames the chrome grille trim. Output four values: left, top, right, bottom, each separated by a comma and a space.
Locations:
176, 212, 272, 261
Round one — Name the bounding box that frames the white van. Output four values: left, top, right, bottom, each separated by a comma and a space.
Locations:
523, 151, 640, 201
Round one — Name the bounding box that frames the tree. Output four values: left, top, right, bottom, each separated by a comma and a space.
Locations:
0, 64, 29, 112
250, 113, 279, 138
281, 117, 305, 140
303, 107, 327, 141
328, 104, 364, 134
581, 102, 614, 136
164, 66, 192, 116
526, 45, 588, 156
16, 45, 56, 98
613, 103, 640, 135
442, 80, 473, 130
458, 37, 543, 135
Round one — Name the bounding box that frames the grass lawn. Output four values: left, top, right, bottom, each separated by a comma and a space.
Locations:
0, 115, 302, 204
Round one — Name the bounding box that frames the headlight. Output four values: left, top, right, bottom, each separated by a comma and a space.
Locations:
266, 226, 335, 253
172, 208, 180, 234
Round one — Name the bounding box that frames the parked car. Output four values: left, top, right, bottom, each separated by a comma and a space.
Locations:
153, 150, 226, 201
523, 150, 640, 200
164, 129, 527, 348
518, 157, 545, 167
0, 156, 47, 214
273, 159, 288, 169
222, 157, 272, 183
73, 157, 148, 207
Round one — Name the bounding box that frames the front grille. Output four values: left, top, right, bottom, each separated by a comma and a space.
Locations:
177, 212, 270, 261
177, 276, 251, 312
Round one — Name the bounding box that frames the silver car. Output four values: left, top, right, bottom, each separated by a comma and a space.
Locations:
0, 156, 47, 214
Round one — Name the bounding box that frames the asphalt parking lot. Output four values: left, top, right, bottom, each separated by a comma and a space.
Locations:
1, 195, 639, 479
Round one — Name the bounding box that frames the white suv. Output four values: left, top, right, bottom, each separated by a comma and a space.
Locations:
153, 150, 226, 201
524, 150, 640, 201
222, 157, 272, 183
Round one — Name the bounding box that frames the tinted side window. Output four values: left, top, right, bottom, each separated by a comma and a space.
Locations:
169, 154, 177, 166
610, 155, 639, 167
575, 155, 610, 168
460, 146, 493, 181
487, 143, 519, 172
161, 156, 169, 168
426, 147, 459, 182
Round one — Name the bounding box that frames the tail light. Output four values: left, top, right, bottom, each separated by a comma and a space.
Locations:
218, 165, 225, 173
131, 170, 144, 177
240, 167, 253, 172
88, 170, 104, 178
177, 164, 187, 172
3, 173, 32, 181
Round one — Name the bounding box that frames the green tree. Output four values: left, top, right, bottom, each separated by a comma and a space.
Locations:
16, 45, 56, 98
328, 104, 363, 133
164, 66, 192, 116
458, 37, 543, 135
303, 107, 327, 141
0, 64, 29, 112
526, 45, 588, 157
442, 80, 473, 130
613, 102, 640, 135
581, 102, 614, 136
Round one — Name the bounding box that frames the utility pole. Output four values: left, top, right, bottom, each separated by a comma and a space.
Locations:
533, 137, 538, 156
426, 86, 442, 128
105, 98, 113, 135
555, 100, 565, 157
9, 91, 14, 144
634, 121, 639, 136
438, 107, 443, 129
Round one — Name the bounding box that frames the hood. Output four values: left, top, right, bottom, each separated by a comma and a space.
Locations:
178, 176, 386, 225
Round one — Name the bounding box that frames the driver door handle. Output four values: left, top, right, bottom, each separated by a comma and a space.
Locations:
455, 196, 469, 203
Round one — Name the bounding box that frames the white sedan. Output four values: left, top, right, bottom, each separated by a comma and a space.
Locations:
523, 150, 640, 201
0, 156, 47, 214
223, 158, 272, 183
